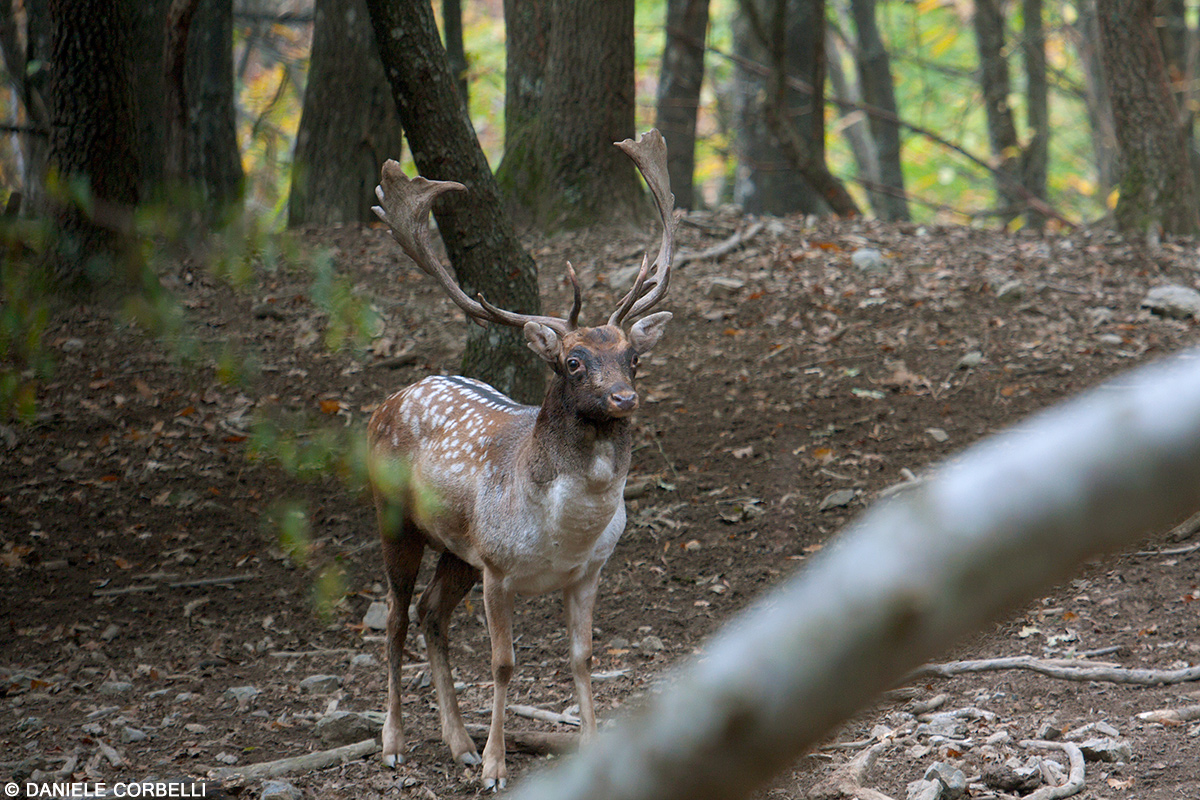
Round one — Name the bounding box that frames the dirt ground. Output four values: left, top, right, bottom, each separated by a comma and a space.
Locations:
3, 211, 1200, 800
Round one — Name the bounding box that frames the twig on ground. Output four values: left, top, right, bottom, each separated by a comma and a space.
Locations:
1136, 704, 1200, 724
92, 574, 258, 597
1020, 740, 1085, 800
674, 221, 765, 268
206, 738, 379, 779
508, 703, 581, 727
912, 655, 1200, 685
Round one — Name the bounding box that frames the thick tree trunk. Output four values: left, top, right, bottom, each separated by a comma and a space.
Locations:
443, 0, 468, 106
655, 0, 709, 211
1020, 0, 1048, 229
185, 0, 243, 220
365, 0, 544, 403
46, 0, 141, 290
848, 0, 908, 221
1097, 0, 1199, 234
971, 0, 1021, 223
288, 0, 404, 227
497, 0, 642, 230
732, 0, 832, 215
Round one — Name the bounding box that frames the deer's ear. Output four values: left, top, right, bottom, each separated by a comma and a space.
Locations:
629, 312, 672, 354
523, 321, 562, 364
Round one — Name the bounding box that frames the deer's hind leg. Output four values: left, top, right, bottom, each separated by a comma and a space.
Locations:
377, 497, 425, 768
417, 550, 481, 765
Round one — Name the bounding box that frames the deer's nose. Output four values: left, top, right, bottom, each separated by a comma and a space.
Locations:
608, 389, 639, 414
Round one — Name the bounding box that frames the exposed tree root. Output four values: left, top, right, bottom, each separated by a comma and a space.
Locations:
912, 655, 1200, 686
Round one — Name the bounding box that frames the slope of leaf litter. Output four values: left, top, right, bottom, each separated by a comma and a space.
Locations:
2, 214, 1199, 799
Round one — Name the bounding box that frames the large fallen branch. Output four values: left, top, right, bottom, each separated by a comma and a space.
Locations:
913, 655, 1200, 685
506, 348, 1200, 800
206, 738, 378, 780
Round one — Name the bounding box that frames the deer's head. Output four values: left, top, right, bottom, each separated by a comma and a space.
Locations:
373, 130, 677, 421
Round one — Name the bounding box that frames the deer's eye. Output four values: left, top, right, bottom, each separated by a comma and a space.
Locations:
566, 357, 584, 375
630, 354, 639, 372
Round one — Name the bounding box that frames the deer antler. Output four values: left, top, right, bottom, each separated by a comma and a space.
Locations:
372, 160, 577, 335
375, 129, 673, 335
609, 129, 676, 327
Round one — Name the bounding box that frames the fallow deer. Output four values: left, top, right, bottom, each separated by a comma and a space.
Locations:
367, 130, 676, 789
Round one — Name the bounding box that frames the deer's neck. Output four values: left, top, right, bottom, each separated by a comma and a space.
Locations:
526, 377, 632, 490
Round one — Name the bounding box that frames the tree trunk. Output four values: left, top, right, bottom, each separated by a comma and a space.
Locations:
443, 0, 468, 107
288, 0, 404, 227
848, 0, 908, 221
365, 0, 544, 403
497, 0, 643, 230
19, 0, 51, 210
185, 0, 243, 221
1071, 0, 1118, 198
971, 0, 1021, 223
734, 0, 858, 216
655, 0, 709, 211
731, 0, 827, 215
824, 28, 879, 195
46, 0, 141, 291
1020, 0, 1049, 229
1097, 0, 1199, 234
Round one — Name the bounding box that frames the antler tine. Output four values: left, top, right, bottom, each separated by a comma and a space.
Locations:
565, 262, 582, 330
373, 160, 572, 335
608, 129, 676, 327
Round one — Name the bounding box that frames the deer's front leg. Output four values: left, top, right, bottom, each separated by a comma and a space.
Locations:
481, 567, 515, 790
564, 573, 601, 738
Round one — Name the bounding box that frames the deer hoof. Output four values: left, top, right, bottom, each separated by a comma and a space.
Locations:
481, 777, 507, 792
457, 751, 482, 766
381, 752, 404, 768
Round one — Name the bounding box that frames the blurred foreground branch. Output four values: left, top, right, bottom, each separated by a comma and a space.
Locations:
509, 348, 1200, 800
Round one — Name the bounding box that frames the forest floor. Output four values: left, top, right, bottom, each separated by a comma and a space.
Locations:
3, 212, 1200, 800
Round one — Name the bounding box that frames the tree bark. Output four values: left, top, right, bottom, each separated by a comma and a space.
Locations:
1097, 0, 1199, 234
971, 0, 1021, 224
443, 0, 468, 107
288, 0, 404, 227
848, 0, 908, 221
1071, 0, 1117, 198
185, 0, 243, 221
163, 0, 201, 189
824, 28, 879, 195
497, 0, 643, 230
46, 0, 141, 291
1020, 0, 1049, 229
365, 0, 544, 403
732, 0, 845, 216
655, 0, 709, 211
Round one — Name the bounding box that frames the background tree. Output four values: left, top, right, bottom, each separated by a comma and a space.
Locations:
288, 0, 404, 226
733, 0, 858, 216
1096, 0, 1199, 234
971, 0, 1049, 228
655, 0, 710, 211
45, 0, 140, 291
497, 0, 643, 230
185, 0, 243, 218
365, 0, 544, 402
847, 0, 907, 221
